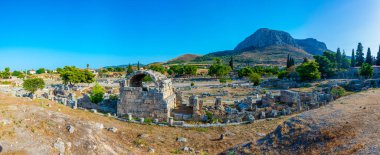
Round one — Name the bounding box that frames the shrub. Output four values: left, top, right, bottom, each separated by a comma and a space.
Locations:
331, 86, 345, 99
23, 78, 45, 94
89, 83, 105, 104
190, 82, 195, 86
248, 73, 261, 86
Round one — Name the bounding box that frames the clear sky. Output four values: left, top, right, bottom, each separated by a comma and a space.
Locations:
0, 0, 379, 70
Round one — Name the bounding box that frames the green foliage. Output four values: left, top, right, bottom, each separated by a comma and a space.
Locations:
0, 67, 11, 79
330, 86, 345, 99
248, 72, 261, 86
356, 42, 365, 67
277, 70, 289, 79
219, 78, 227, 83
208, 61, 231, 78
376, 45, 380, 66
229, 56, 234, 70
190, 82, 195, 87
365, 48, 372, 65
59, 66, 95, 86
23, 78, 45, 94
12, 70, 25, 78
314, 55, 335, 78
167, 65, 184, 76
149, 64, 166, 74
127, 64, 134, 75
238, 66, 279, 78
109, 94, 119, 101
107, 67, 114, 72
183, 65, 197, 75
36, 68, 46, 74
89, 83, 105, 104
351, 49, 356, 67
359, 63, 373, 79
143, 75, 153, 82
114, 67, 125, 72
296, 61, 321, 81
286, 54, 295, 68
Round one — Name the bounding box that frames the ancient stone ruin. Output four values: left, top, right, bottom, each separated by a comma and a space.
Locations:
117, 70, 176, 121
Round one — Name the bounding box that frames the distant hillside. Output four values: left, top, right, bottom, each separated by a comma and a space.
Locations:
167, 54, 201, 64
192, 28, 328, 65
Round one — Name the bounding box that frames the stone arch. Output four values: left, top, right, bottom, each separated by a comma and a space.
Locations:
126, 70, 167, 88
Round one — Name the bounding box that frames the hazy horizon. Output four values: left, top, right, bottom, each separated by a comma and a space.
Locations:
0, 0, 379, 70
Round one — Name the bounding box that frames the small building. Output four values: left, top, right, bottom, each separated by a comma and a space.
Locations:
117, 70, 176, 121
29, 69, 36, 75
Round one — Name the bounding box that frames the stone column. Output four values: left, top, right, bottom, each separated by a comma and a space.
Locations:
73, 100, 78, 109
139, 118, 144, 123
215, 97, 222, 109
127, 113, 133, 121
168, 117, 174, 126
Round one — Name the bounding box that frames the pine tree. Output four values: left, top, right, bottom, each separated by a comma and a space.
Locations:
351, 49, 355, 67
356, 43, 364, 66
127, 64, 133, 74
336, 48, 342, 69
229, 56, 234, 70
376, 45, 380, 66
365, 48, 372, 65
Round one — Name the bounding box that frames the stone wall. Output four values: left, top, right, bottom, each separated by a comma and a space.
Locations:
117, 70, 176, 121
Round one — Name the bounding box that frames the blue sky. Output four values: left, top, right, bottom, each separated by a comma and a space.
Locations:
0, 0, 379, 70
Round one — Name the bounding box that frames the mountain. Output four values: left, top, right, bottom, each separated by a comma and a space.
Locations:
167, 54, 201, 64
192, 28, 328, 65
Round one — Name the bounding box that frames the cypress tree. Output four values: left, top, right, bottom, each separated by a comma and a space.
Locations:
365, 48, 372, 65
303, 57, 308, 63
351, 49, 356, 67
376, 45, 380, 66
229, 56, 234, 70
356, 43, 364, 66
336, 48, 342, 69
286, 54, 290, 68
137, 61, 140, 70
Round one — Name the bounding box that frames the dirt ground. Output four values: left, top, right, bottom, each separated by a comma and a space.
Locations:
0, 93, 288, 155
223, 88, 380, 154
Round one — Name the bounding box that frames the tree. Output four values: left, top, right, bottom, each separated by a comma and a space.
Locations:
167, 65, 184, 76
89, 83, 105, 104
376, 45, 380, 66
60, 66, 95, 86
286, 54, 295, 68
296, 61, 321, 81
149, 64, 166, 74
314, 55, 334, 78
365, 48, 372, 65
248, 72, 261, 86
229, 56, 234, 70
137, 61, 140, 70
0, 67, 11, 79
107, 67, 114, 72
238, 67, 253, 78
356, 43, 365, 66
12, 70, 25, 79
23, 78, 45, 94
351, 49, 356, 67
36, 68, 46, 74
127, 64, 134, 75
183, 65, 197, 76
303, 57, 309, 63
359, 63, 373, 79
336, 48, 342, 69
341, 51, 350, 69
208, 59, 231, 78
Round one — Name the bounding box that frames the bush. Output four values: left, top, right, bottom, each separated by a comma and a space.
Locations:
23, 78, 45, 94
296, 61, 321, 81
190, 82, 195, 86
219, 78, 227, 83
109, 94, 119, 101
331, 86, 345, 99
277, 70, 289, 79
359, 63, 373, 79
89, 83, 105, 104
248, 73, 261, 86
